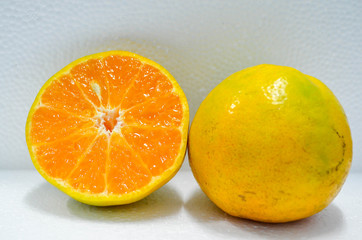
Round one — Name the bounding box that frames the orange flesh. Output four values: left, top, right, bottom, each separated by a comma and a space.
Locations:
29, 56, 183, 195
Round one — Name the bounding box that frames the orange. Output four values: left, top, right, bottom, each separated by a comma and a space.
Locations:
26, 51, 189, 206
189, 64, 352, 223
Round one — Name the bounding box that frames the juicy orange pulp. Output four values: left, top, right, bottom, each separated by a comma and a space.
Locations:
26, 51, 189, 205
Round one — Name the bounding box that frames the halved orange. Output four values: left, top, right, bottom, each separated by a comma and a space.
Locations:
26, 51, 189, 206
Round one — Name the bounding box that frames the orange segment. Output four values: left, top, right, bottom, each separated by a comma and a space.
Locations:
34, 129, 98, 179
122, 94, 183, 127
122, 126, 182, 176
67, 134, 108, 194
26, 51, 189, 206
70, 59, 107, 107
107, 133, 152, 194
41, 74, 96, 117
85, 59, 109, 107
30, 107, 94, 144
121, 64, 173, 109
103, 55, 142, 108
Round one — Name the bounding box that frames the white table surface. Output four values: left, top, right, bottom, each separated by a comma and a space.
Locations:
1, 169, 361, 240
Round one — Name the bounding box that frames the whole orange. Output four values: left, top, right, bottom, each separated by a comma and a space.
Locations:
188, 64, 352, 223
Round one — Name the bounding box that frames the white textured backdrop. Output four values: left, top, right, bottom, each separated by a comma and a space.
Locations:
0, 0, 361, 171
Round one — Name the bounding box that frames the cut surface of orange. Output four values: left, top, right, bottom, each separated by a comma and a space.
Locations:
26, 51, 189, 206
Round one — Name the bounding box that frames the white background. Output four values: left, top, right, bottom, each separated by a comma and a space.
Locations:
1, 1, 362, 239
0, 0, 361, 171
